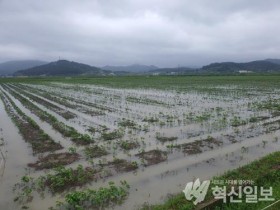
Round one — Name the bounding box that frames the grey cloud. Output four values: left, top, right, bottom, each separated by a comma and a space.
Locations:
0, 0, 280, 67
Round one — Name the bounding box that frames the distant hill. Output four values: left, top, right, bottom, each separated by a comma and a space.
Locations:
0, 60, 47, 75
9, 58, 280, 76
202, 60, 280, 73
15, 60, 111, 76
265, 59, 280, 65
148, 67, 198, 75
102, 64, 158, 72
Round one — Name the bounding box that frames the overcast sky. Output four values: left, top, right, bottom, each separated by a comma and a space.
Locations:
0, 0, 280, 67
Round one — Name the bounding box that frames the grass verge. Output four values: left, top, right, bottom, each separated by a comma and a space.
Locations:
143, 151, 280, 210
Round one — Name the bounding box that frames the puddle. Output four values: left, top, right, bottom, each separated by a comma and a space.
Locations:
0, 98, 36, 210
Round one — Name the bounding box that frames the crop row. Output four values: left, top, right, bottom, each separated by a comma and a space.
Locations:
2, 85, 93, 145
0, 89, 62, 154
8, 84, 76, 120
15, 84, 105, 116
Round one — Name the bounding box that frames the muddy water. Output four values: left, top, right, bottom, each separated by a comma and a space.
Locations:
16, 86, 119, 130
0, 97, 36, 210
113, 132, 280, 210
1, 83, 280, 210
10, 122, 280, 210
0, 87, 73, 150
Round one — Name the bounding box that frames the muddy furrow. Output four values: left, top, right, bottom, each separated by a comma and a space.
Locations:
2, 85, 94, 146
10, 84, 119, 130
14, 84, 105, 117
0, 89, 63, 154
9, 84, 77, 120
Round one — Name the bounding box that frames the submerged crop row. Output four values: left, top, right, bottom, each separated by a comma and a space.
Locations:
1, 76, 280, 210
7, 84, 77, 120
2, 84, 94, 145
0, 88, 62, 154
15, 84, 105, 117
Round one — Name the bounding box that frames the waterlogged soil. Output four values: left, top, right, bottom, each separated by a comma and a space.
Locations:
0, 97, 36, 210
27, 152, 80, 170
0, 92, 62, 154
171, 136, 223, 155
111, 159, 138, 173
1, 81, 280, 210
136, 150, 168, 166
8, 85, 77, 120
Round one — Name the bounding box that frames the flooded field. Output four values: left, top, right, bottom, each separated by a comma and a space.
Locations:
1, 76, 280, 209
